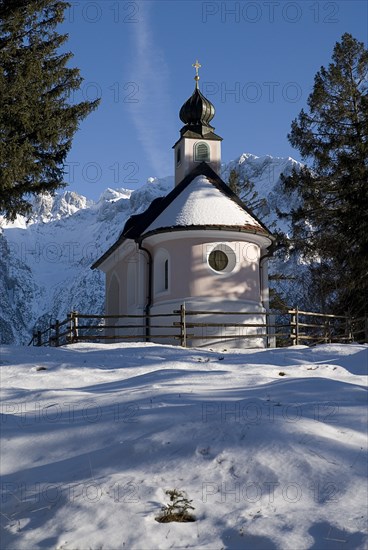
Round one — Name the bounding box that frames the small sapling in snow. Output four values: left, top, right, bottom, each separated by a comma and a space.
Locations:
155, 489, 196, 523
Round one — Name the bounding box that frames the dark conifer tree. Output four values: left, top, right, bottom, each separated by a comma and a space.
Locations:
228, 168, 240, 195
280, 33, 368, 315
0, 0, 100, 219
227, 168, 267, 216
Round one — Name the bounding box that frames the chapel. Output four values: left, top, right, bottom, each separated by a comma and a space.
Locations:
92, 61, 275, 347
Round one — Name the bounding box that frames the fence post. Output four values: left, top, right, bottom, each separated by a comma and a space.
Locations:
290, 308, 299, 345
180, 303, 186, 347
323, 318, 332, 343
67, 312, 73, 343
266, 311, 270, 348
265, 311, 276, 348
36, 330, 42, 347
345, 314, 352, 342
55, 319, 60, 346
295, 307, 299, 345
71, 311, 79, 343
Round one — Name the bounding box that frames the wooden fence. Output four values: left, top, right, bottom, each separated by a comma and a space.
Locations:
28, 306, 367, 348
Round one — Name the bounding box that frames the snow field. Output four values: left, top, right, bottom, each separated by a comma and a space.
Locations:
1, 343, 367, 549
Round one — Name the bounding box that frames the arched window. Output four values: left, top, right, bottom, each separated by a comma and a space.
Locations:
164, 259, 169, 290
154, 249, 170, 294
127, 261, 137, 308
108, 273, 120, 315
194, 142, 210, 162
176, 147, 181, 165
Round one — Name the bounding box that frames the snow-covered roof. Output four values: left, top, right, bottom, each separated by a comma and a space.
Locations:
92, 163, 272, 269
144, 175, 262, 233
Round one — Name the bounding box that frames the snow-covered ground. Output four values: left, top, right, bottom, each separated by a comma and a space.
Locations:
1, 342, 367, 549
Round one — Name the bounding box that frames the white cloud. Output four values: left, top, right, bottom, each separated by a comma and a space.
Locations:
127, 1, 176, 178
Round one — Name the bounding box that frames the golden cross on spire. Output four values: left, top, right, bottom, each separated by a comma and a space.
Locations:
192, 59, 201, 88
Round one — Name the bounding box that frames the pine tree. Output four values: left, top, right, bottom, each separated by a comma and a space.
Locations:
227, 168, 267, 216
228, 168, 240, 195
0, 0, 100, 220
280, 33, 368, 316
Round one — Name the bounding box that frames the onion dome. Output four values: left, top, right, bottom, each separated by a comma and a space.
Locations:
179, 60, 215, 128
179, 87, 215, 127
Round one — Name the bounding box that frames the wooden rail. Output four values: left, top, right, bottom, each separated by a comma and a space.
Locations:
28, 306, 367, 348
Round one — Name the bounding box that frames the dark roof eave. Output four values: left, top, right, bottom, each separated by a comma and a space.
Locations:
91, 222, 274, 270
172, 130, 223, 149
139, 224, 275, 241
91, 235, 128, 270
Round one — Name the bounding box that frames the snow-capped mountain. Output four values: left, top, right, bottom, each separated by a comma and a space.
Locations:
0, 154, 301, 344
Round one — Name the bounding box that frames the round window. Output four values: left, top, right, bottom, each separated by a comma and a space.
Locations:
208, 249, 229, 272
208, 244, 237, 274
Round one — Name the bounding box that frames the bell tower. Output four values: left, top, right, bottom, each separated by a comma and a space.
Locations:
173, 60, 222, 186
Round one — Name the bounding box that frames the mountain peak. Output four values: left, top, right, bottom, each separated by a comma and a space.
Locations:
0, 152, 302, 344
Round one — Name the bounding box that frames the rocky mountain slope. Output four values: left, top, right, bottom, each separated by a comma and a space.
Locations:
0, 154, 301, 344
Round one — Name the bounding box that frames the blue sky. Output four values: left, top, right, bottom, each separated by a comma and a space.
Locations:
60, 0, 367, 200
